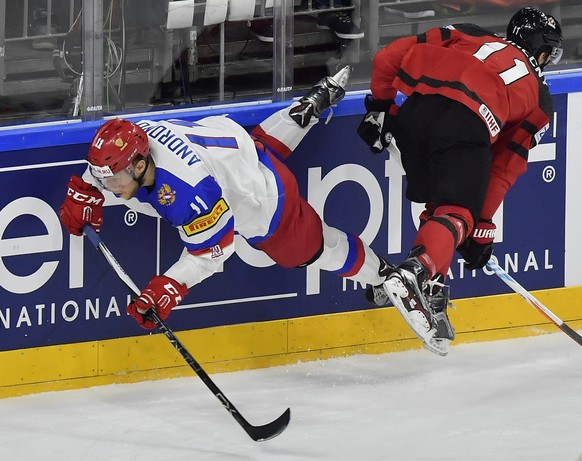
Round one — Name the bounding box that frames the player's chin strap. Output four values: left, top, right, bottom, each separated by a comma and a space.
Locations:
486, 259, 582, 348
82, 225, 291, 442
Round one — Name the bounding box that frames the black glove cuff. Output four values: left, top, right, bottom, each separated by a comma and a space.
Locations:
364, 94, 394, 112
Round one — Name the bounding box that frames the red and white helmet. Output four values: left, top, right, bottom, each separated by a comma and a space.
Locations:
87, 119, 149, 177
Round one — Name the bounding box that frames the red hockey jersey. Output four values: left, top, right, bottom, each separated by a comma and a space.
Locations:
371, 24, 554, 220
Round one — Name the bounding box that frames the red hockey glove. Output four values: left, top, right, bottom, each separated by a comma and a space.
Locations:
357, 95, 398, 154
59, 176, 104, 236
127, 275, 189, 329
457, 220, 496, 270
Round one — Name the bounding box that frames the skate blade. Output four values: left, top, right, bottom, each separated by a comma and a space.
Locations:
424, 337, 450, 357
330, 66, 350, 89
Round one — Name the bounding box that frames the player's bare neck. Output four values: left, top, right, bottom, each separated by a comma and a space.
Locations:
142, 158, 156, 188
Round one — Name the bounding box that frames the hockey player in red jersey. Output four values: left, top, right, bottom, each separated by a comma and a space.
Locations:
358, 7, 562, 356
59, 67, 392, 329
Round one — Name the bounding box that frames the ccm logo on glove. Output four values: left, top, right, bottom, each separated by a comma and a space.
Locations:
67, 188, 104, 205
59, 176, 104, 236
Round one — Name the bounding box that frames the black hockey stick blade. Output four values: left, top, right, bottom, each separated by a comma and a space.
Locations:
83, 226, 291, 441
244, 407, 291, 441
487, 260, 582, 347
148, 308, 291, 442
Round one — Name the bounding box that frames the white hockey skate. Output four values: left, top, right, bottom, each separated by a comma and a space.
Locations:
289, 66, 350, 127
383, 258, 453, 357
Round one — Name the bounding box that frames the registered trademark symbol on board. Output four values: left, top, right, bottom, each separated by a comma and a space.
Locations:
124, 210, 138, 226
542, 165, 555, 183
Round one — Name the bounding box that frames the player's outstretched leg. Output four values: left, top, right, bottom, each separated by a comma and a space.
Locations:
289, 66, 350, 128
251, 66, 350, 159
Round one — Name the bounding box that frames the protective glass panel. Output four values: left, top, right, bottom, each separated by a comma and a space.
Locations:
1, 0, 582, 125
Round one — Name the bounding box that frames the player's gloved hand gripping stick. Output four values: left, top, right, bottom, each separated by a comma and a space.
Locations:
458, 220, 496, 270
357, 95, 398, 154
83, 226, 290, 441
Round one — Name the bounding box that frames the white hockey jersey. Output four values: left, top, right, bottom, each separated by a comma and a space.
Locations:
87, 116, 285, 288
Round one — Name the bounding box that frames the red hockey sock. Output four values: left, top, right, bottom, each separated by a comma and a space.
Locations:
413, 205, 473, 276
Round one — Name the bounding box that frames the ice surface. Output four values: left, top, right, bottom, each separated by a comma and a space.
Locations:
1, 333, 581, 460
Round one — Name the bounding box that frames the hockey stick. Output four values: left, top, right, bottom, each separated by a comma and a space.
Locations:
83, 226, 291, 441
486, 260, 582, 347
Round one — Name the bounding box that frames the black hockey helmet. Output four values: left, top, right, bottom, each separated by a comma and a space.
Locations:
507, 7, 563, 68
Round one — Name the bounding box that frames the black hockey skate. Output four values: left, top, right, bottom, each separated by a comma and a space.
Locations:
289, 66, 350, 128
383, 253, 454, 356
425, 274, 455, 356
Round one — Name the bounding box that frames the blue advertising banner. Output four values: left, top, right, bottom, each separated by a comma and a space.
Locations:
0, 92, 568, 352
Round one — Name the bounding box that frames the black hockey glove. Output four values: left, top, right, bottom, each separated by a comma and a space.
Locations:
357, 95, 397, 154
457, 220, 496, 270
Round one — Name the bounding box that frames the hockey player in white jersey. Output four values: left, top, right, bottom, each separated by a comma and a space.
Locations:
59, 67, 392, 329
